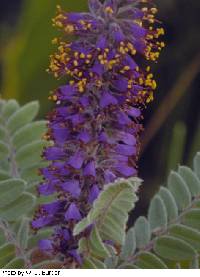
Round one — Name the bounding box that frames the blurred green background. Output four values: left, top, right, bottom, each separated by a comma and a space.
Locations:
0, 0, 199, 220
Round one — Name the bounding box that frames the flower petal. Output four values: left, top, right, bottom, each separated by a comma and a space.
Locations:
68, 151, 84, 169
83, 161, 96, 177
65, 203, 82, 221
62, 180, 81, 198
88, 185, 100, 204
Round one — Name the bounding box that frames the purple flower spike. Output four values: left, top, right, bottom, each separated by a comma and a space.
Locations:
33, 0, 164, 264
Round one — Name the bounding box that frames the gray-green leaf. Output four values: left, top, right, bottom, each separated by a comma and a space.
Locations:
0, 179, 26, 208
154, 235, 196, 261
134, 216, 151, 249
148, 195, 168, 232
7, 101, 39, 134
0, 192, 36, 221
168, 171, 191, 210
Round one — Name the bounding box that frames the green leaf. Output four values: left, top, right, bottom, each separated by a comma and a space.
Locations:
190, 256, 199, 269
32, 260, 63, 269
105, 255, 118, 269
0, 170, 10, 181
82, 258, 98, 269
154, 236, 196, 261
168, 171, 191, 210
120, 227, 136, 260
0, 192, 36, 221
7, 101, 39, 134
74, 177, 141, 246
169, 224, 200, 251
15, 140, 46, 169
0, 179, 26, 208
21, 163, 46, 183
118, 263, 139, 269
194, 152, 200, 180
134, 216, 151, 249
182, 209, 200, 230
178, 166, 200, 196
12, 120, 47, 149
158, 187, 178, 221
90, 258, 106, 269
0, 230, 6, 246
0, 126, 6, 141
3, 257, 25, 269
136, 252, 168, 269
73, 217, 89, 237
88, 227, 110, 259
17, 217, 29, 249
148, 195, 167, 231
1, 100, 19, 120
0, 243, 16, 268
28, 228, 52, 249
0, 142, 9, 161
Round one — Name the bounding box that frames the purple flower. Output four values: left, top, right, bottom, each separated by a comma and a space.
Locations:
33, 0, 164, 264
65, 203, 82, 221
62, 180, 81, 198
39, 239, 53, 251
88, 185, 100, 204
68, 151, 84, 169
100, 91, 118, 108
83, 161, 96, 177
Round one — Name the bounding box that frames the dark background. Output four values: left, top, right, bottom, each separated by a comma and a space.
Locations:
0, 0, 200, 222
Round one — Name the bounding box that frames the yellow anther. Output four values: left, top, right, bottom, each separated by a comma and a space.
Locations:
80, 53, 85, 58
147, 74, 153, 79
64, 24, 74, 33
160, 42, 165, 48
124, 66, 130, 71
98, 55, 104, 60
105, 6, 114, 15
79, 86, 84, 93
151, 8, 158, 14
58, 46, 65, 53
139, 78, 144, 85
55, 21, 63, 28
56, 5, 61, 11
142, 7, 148, 12
152, 80, 157, 89
52, 38, 58, 45
79, 20, 85, 25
